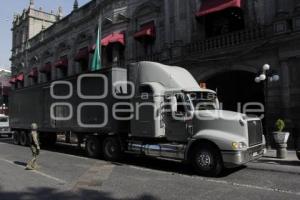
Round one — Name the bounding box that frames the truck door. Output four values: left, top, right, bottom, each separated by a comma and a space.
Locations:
131, 85, 155, 137
164, 94, 189, 142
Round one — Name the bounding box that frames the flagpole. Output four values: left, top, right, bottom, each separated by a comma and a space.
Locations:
91, 11, 102, 71
97, 11, 102, 69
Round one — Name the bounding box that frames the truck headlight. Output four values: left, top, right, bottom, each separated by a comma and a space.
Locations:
232, 142, 247, 150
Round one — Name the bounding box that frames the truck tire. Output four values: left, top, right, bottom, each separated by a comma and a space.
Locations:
192, 145, 223, 177
13, 131, 20, 145
39, 133, 57, 147
85, 136, 101, 158
20, 131, 28, 146
103, 137, 122, 162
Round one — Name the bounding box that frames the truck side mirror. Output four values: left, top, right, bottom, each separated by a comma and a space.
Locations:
170, 96, 177, 113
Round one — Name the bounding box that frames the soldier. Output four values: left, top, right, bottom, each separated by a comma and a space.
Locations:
26, 123, 40, 170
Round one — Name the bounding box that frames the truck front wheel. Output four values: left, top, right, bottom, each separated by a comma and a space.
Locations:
85, 136, 101, 158
103, 137, 121, 162
13, 131, 20, 145
19, 131, 28, 146
193, 145, 223, 177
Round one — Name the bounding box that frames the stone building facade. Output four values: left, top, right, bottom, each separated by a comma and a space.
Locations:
10, 0, 300, 148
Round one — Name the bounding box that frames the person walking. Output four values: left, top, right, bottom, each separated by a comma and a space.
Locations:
26, 123, 40, 170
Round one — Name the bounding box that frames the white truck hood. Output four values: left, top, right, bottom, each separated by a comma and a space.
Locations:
193, 110, 246, 121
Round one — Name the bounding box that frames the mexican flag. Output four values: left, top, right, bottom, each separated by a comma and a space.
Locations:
91, 18, 102, 71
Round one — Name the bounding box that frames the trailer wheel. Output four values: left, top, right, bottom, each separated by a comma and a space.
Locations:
103, 137, 121, 162
192, 144, 223, 177
20, 131, 28, 146
85, 136, 101, 158
13, 131, 20, 145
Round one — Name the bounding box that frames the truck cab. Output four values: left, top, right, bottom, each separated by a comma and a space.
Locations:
127, 62, 265, 176
0, 114, 11, 138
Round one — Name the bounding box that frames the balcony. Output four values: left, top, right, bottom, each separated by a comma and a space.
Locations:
186, 26, 266, 55
130, 53, 161, 63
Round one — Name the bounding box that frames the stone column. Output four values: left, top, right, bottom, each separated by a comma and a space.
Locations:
279, 61, 294, 148
174, 0, 182, 44
295, 0, 300, 12
276, 0, 289, 17
164, 0, 170, 46
161, 0, 171, 61
280, 61, 291, 118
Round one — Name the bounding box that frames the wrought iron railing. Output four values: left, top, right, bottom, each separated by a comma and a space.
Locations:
186, 26, 266, 54
133, 53, 161, 62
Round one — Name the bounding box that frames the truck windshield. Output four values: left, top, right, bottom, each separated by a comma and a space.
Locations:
186, 92, 218, 111
0, 117, 8, 122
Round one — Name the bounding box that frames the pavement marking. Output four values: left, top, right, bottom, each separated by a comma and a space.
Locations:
128, 165, 300, 196
0, 157, 66, 184
72, 162, 114, 192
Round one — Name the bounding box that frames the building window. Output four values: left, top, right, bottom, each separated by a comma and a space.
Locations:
40, 62, 52, 82
204, 8, 245, 37
75, 47, 89, 72
55, 56, 68, 78
28, 67, 38, 85
134, 21, 156, 57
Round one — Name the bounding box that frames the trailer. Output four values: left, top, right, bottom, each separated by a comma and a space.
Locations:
10, 61, 265, 176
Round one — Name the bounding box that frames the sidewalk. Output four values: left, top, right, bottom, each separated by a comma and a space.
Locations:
263, 149, 299, 161
246, 149, 300, 174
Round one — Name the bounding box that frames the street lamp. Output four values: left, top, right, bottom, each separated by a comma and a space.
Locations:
255, 64, 280, 84
255, 64, 280, 149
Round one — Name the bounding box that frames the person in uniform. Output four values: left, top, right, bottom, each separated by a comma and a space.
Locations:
26, 123, 40, 170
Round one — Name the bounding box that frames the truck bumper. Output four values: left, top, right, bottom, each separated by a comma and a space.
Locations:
0, 131, 12, 135
221, 145, 265, 168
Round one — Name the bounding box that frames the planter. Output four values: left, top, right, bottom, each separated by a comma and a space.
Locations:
272, 131, 290, 159
297, 151, 300, 160
296, 136, 300, 160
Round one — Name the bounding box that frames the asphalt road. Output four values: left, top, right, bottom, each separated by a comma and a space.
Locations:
0, 137, 300, 200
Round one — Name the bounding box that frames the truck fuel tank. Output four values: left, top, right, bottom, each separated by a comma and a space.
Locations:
128, 142, 186, 160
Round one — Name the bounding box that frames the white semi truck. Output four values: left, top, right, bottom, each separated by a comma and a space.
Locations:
10, 61, 265, 176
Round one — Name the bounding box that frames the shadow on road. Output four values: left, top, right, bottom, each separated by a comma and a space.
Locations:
0, 138, 244, 178
14, 161, 27, 167
0, 187, 159, 200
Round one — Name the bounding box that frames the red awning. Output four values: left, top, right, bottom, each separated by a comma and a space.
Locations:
102, 32, 125, 46
9, 77, 16, 84
55, 57, 68, 69
40, 63, 52, 73
16, 73, 24, 82
196, 0, 242, 17
89, 32, 125, 53
28, 68, 38, 78
134, 24, 156, 40
75, 47, 89, 62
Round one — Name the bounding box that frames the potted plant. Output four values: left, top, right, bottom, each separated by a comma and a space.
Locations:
273, 119, 290, 159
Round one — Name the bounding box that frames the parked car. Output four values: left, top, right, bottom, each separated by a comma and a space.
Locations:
0, 114, 11, 138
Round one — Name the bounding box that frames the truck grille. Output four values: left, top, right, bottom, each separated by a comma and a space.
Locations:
247, 120, 263, 146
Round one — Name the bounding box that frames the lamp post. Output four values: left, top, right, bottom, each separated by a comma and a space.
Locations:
255, 64, 280, 149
